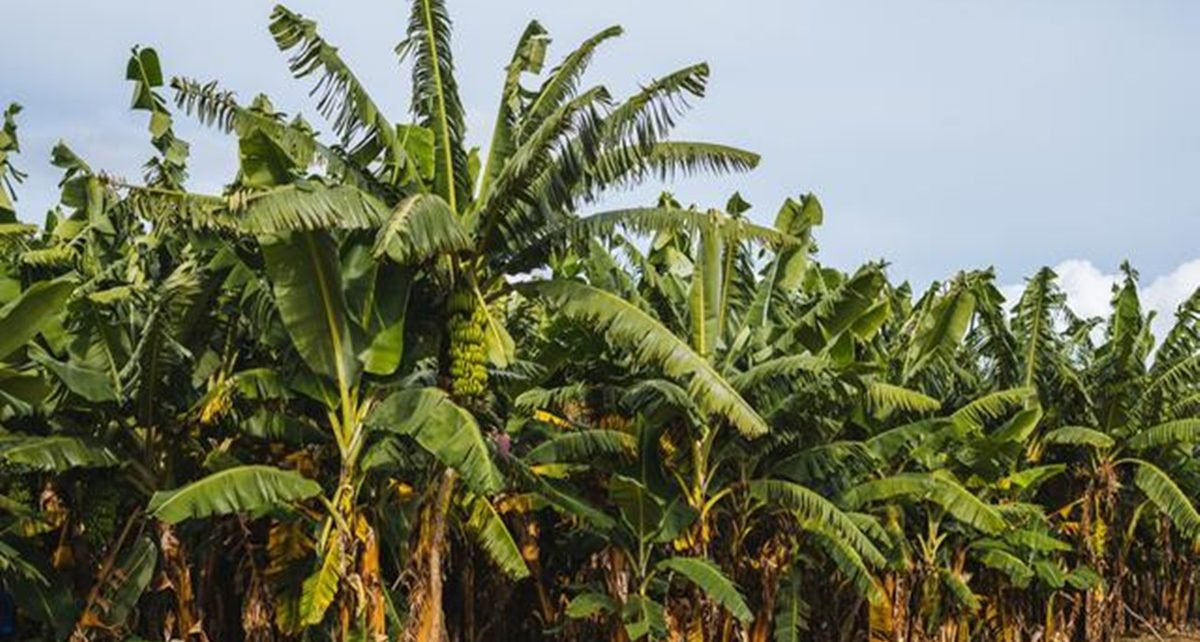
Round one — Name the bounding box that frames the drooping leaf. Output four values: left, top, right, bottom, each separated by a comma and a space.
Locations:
623, 595, 667, 641
657, 557, 752, 623
866, 382, 941, 415
840, 472, 1007, 535
1131, 459, 1200, 539
0, 435, 120, 471
30, 348, 118, 402
565, 591, 617, 619
147, 465, 322, 523
806, 520, 884, 604
366, 387, 503, 493
521, 280, 768, 437
89, 535, 157, 630
976, 548, 1034, 588
299, 540, 342, 626
1128, 418, 1200, 450
525, 429, 637, 465
951, 388, 1036, 431
749, 479, 884, 565
463, 493, 529, 579
1042, 425, 1114, 450
773, 567, 810, 642
904, 283, 976, 379
372, 193, 470, 264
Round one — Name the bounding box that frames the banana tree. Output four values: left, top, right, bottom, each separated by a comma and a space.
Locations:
509, 194, 898, 641
115, 3, 761, 638
1029, 270, 1200, 642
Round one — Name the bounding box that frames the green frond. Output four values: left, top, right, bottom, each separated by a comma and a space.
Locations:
1065, 565, 1104, 590
588, 141, 759, 190
372, 192, 470, 264
1130, 459, 1200, 539
1128, 418, 1200, 450
299, 540, 342, 626
941, 569, 981, 611
989, 406, 1043, 443
903, 281, 977, 380
1013, 267, 1066, 389
656, 557, 752, 623
147, 465, 323, 523
405, 0, 471, 208
366, 387, 504, 494
516, 464, 618, 533
0, 103, 26, 219
951, 388, 1036, 431
1042, 425, 1115, 450
1033, 560, 1067, 589
127, 180, 389, 233
479, 20, 551, 196
975, 547, 1034, 588
1002, 464, 1066, 491
772, 567, 811, 642
0, 539, 46, 586
840, 472, 1008, 535
968, 278, 1021, 387
476, 85, 611, 251
508, 206, 802, 274
520, 25, 623, 140
749, 479, 885, 566
463, 493, 530, 579
866, 419, 947, 460
0, 275, 76, 361
525, 429, 637, 465
805, 520, 885, 604
171, 77, 317, 167
564, 592, 618, 620
0, 435, 120, 472
269, 6, 404, 171
866, 382, 941, 414
790, 266, 887, 353
602, 63, 709, 150
123, 261, 205, 427
520, 280, 768, 437
242, 182, 390, 233
730, 354, 828, 393
78, 536, 156, 630
261, 231, 358, 387
621, 379, 701, 422
1144, 290, 1200, 413
770, 441, 878, 485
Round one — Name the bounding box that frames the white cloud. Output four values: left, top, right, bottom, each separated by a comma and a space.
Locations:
1002, 259, 1200, 342
1143, 259, 1200, 322
1054, 260, 1120, 320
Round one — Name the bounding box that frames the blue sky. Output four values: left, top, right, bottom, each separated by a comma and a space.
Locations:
2, 0, 1198, 321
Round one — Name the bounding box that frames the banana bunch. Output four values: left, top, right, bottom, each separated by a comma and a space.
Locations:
448, 288, 489, 400
80, 483, 120, 550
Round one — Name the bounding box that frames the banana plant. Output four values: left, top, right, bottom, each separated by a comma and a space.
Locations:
114, 4, 762, 639
509, 194, 895, 641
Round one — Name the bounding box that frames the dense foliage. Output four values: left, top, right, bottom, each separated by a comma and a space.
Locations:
2, 3, 1199, 642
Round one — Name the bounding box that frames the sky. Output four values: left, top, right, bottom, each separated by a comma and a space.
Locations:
2, 0, 1198, 330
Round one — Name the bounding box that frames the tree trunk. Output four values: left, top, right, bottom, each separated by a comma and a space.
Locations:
158, 521, 206, 642
358, 516, 387, 642
405, 468, 456, 642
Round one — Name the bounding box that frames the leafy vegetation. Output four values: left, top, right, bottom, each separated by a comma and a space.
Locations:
2, 3, 1199, 642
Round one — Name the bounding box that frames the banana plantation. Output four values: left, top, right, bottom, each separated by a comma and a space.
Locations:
2, 3, 1199, 642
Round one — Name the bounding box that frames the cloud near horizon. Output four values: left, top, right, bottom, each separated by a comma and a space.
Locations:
1001, 258, 1200, 340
